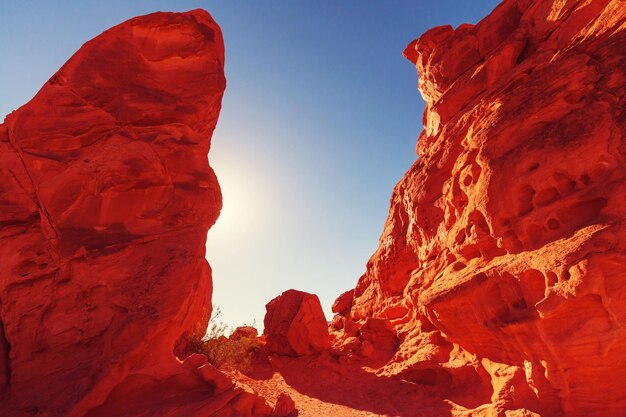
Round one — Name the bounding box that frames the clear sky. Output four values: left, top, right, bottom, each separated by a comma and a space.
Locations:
0, 1, 501, 329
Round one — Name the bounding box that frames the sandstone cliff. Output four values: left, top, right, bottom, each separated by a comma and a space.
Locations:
332, 0, 626, 415
0, 10, 270, 417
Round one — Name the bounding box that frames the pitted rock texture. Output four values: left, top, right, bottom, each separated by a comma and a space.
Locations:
0, 10, 270, 417
264, 289, 331, 357
334, 0, 626, 416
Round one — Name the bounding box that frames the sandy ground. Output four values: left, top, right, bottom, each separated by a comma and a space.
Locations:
226, 354, 462, 417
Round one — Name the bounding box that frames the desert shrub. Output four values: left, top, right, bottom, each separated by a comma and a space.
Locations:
205, 305, 229, 339
196, 336, 260, 371
188, 305, 260, 372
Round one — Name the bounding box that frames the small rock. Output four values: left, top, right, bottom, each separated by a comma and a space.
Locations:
272, 393, 297, 417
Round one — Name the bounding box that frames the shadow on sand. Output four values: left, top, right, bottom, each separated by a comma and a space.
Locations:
242, 353, 492, 417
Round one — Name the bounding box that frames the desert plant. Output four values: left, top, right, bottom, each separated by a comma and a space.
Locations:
205, 305, 229, 339
198, 335, 260, 371
188, 305, 260, 372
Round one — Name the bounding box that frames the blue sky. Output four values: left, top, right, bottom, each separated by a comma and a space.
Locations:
0, 1, 501, 328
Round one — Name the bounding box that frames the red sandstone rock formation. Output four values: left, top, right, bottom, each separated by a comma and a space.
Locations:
231, 325, 260, 341
3, 1, 625, 416
333, 0, 626, 416
0, 10, 270, 417
264, 289, 331, 356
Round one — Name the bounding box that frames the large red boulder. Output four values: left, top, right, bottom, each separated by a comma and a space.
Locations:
0, 9, 270, 417
264, 290, 331, 356
341, 0, 626, 416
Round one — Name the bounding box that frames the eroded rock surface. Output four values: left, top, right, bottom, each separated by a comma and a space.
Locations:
3, 1, 625, 416
333, 0, 626, 416
0, 10, 270, 417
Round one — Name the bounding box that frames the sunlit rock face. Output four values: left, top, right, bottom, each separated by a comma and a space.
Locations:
335, 0, 626, 415
264, 289, 331, 356
0, 10, 270, 417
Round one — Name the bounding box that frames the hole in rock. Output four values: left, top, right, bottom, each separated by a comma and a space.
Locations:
562, 270, 571, 281
467, 210, 491, 237
547, 218, 560, 230
452, 261, 467, 271
516, 185, 535, 216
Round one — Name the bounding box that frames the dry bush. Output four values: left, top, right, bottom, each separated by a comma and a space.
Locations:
196, 336, 260, 371
188, 306, 260, 372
